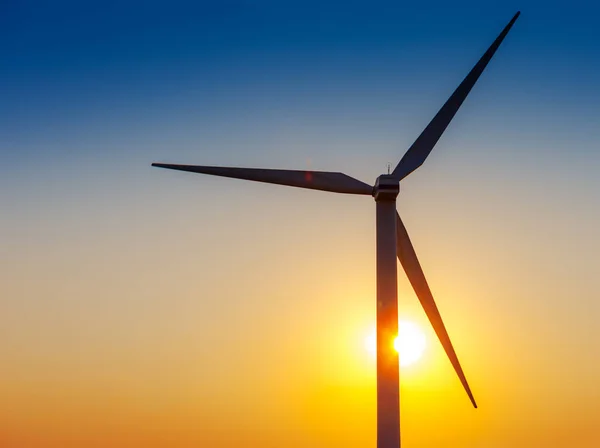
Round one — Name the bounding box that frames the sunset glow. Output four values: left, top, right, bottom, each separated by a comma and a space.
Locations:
365, 320, 427, 367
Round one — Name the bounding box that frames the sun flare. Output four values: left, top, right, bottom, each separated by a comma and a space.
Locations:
365, 320, 426, 367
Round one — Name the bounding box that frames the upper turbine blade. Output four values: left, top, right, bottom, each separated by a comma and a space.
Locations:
396, 212, 477, 408
152, 164, 374, 195
392, 11, 520, 182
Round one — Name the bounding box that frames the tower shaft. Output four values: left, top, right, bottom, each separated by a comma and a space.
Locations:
375, 176, 400, 448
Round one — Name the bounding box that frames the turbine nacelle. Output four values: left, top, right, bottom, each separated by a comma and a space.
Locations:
373, 175, 400, 201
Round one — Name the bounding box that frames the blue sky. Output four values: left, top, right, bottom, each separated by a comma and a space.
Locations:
2, 1, 599, 224
0, 1, 597, 195
3, 2, 599, 155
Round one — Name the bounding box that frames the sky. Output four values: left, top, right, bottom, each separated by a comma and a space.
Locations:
2, 1, 600, 447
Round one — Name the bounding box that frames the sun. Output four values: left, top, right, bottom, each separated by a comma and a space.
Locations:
365, 320, 427, 367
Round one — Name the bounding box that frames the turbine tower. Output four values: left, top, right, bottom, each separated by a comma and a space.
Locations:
153, 12, 520, 448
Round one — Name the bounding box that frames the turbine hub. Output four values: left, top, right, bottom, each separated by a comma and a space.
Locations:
373, 175, 399, 201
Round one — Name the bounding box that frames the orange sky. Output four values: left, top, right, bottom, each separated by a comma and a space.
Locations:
3, 167, 600, 446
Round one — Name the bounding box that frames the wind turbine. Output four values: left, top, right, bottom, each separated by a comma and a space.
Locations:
153, 12, 520, 448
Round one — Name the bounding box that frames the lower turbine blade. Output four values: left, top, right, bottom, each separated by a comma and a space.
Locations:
396, 212, 477, 408
152, 164, 373, 195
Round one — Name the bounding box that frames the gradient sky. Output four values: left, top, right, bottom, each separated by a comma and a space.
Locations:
2, 1, 600, 447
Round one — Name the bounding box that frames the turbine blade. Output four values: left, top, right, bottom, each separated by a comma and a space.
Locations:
152, 164, 373, 195
396, 212, 477, 408
392, 11, 520, 181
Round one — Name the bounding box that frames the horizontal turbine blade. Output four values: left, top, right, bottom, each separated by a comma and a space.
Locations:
396, 212, 477, 408
392, 11, 520, 182
152, 164, 374, 195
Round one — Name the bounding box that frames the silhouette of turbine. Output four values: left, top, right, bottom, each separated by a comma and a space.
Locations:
153, 12, 520, 448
